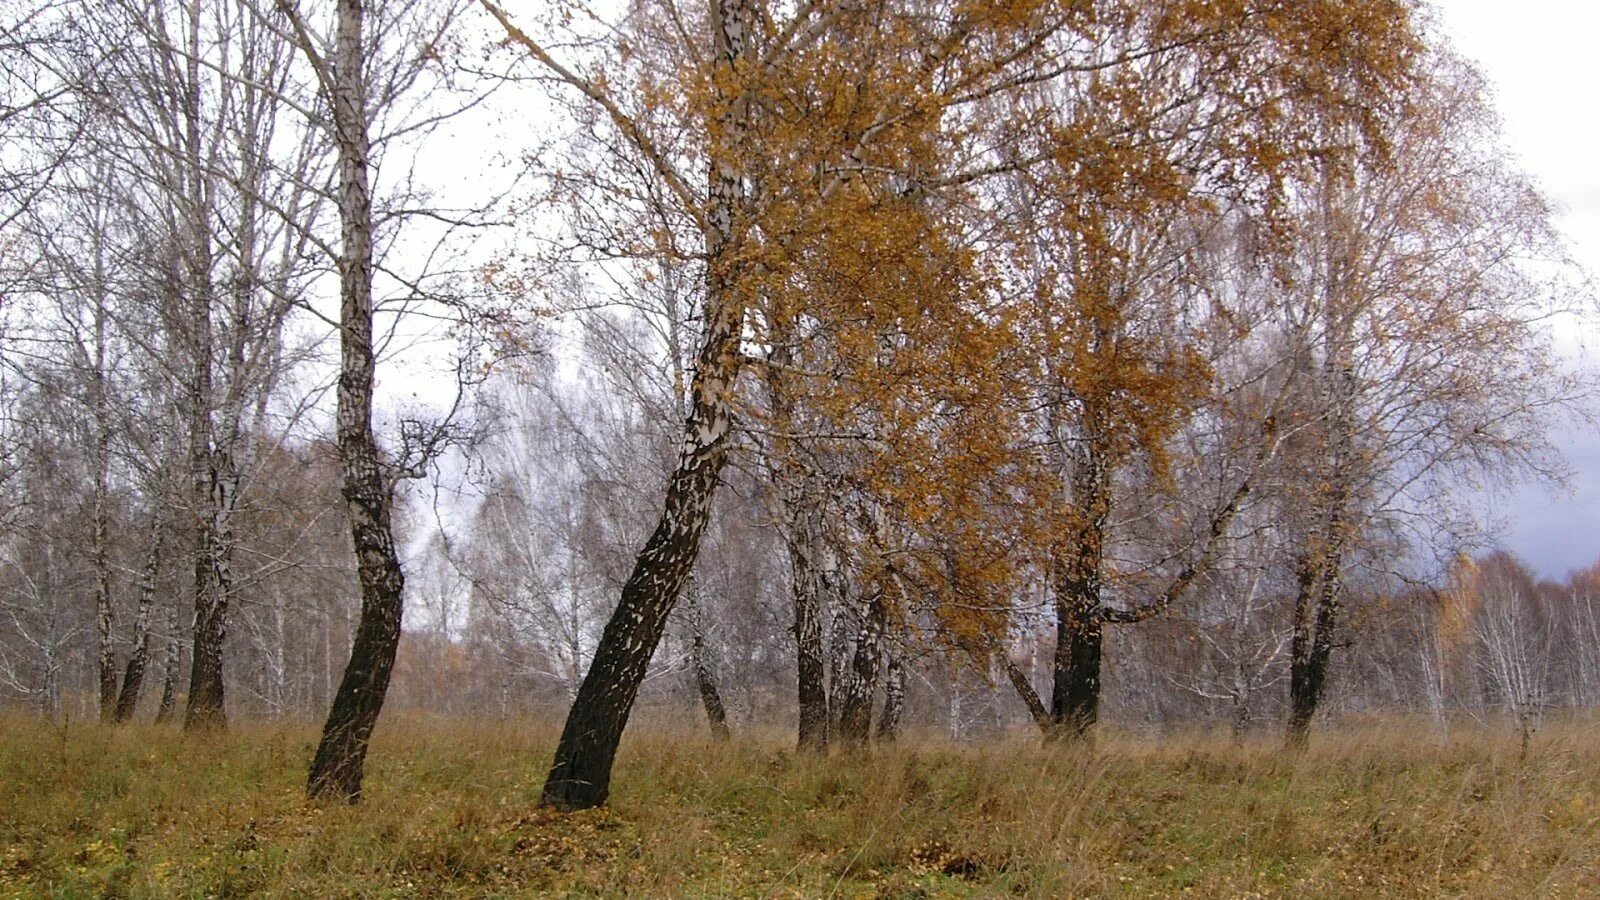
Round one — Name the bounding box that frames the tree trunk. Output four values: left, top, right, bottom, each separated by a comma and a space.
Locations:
827, 591, 854, 736
537, 428, 733, 807
1287, 549, 1341, 747
183, 525, 227, 730
93, 490, 116, 721
1051, 584, 1102, 741
777, 481, 831, 751
1229, 655, 1252, 743
834, 593, 886, 748
793, 543, 829, 750
875, 651, 905, 744
947, 682, 962, 741
39, 553, 61, 720
304, 0, 408, 803
1230, 692, 1250, 742
684, 583, 730, 741
175, 0, 226, 734
1047, 436, 1110, 743
1048, 488, 1107, 743
114, 527, 163, 722
91, 307, 116, 722
537, 0, 750, 812
185, 455, 236, 730
1002, 654, 1053, 733
1286, 151, 1358, 750
155, 588, 182, 724
764, 312, 830, 752
538, 310, 740, 807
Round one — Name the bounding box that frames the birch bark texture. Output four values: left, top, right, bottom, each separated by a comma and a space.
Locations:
531, 0, 751, 809
279, 0, 409, 802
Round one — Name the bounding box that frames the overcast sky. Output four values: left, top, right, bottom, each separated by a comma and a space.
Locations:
1437, 0, 1600, 577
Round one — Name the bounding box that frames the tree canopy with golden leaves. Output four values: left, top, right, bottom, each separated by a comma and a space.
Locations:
479, 0, 1574, 800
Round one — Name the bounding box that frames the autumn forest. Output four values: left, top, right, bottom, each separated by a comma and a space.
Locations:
3, 0, 1599, 894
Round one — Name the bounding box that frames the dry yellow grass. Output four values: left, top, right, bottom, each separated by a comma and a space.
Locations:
3, 714, 1600, 897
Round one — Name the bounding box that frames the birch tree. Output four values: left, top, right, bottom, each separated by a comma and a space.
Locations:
1275, 50, 1579, 746
281, 0, 499, 799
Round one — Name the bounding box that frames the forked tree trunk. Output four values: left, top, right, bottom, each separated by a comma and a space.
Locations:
184, 601, 227, 727
182, 431, 221, 728
1037, 433, 1251, 741
537, 0, 750, 812
114, 527, 164, 722
300, 0, 408, 803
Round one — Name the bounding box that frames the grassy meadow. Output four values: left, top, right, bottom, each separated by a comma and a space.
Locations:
3, 715, 1600, 897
